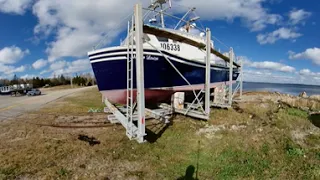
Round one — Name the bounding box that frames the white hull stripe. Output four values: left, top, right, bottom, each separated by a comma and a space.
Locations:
90, 52, 233, 71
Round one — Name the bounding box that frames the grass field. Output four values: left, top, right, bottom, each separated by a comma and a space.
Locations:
0, 88, 319, 179
40, 85, 82, 91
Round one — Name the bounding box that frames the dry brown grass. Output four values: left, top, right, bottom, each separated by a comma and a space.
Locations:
40, 85, 82, 92
0, 88, 319, 179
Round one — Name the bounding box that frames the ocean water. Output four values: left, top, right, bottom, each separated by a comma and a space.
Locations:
242, 82, 320, 96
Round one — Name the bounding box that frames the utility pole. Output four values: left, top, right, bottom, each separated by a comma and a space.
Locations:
71, 76, 73, 88
66, 73, 73, 88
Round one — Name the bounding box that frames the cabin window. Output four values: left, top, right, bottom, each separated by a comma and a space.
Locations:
156, 36, 169, 42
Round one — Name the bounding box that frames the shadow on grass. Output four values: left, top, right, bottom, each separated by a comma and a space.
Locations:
309, 113, 320, 128
177, 165, 199, 180
177, 141, 201, 180
145, 122, 172, 143
78, 134, 101, 146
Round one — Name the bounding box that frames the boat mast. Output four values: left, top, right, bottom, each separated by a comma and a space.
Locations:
174, 7, 196, 30
160, 3, 165, 28
150, 0, 169, 28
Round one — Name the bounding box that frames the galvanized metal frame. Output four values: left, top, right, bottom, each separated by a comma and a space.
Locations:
228, 47, 234, 106
232, 57, 243, 100
211, 47, 243, 108
102, 3, 243, 143
205, 28, 211, 116
145, 31, 212, 120
134, 3, 146, 143
103, 3, 147, 143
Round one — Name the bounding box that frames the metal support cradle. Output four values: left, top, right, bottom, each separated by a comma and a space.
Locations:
102, 3, 244, 143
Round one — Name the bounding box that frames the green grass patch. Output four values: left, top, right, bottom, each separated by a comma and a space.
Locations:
40, 87, 105, 114
212, 148, 270, 179
274, 108, 310, 130
57, 168, 72, 178
286, 108, 308, 118
305, 134, 320, 146
64, 88, 104, 109
0, 166, 20, 179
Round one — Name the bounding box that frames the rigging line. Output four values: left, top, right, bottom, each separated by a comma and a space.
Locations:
142, 7, 206, 32
173, 2, 231, 50
192, 11, 206, 33
191, 10, 230, 49
145, 41, 206, 114
143, 10, 152, 21
94, 12, 134, 50
211, 35, 230, 50
143, 7, 231, 50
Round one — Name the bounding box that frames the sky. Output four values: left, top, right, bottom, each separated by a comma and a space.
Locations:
0, 0, 319, 85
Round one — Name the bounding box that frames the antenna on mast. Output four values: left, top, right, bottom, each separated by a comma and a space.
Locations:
148, 0, 171, 28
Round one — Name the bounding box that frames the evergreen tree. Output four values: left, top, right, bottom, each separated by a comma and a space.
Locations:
10, 74, 19, 85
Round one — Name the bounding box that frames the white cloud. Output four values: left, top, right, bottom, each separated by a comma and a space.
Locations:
174, 0, 282, 31
243, 58, 295, 73
243, 69, 298, 84
289, 9, 311, 25
45, 59, 91, 77
32, 0, 139, 62
49, 60, 67, 71
0, 0, 34, 14
289, 47, 320, 66
298, 69, 320, 84
0, 74, 13, 80
243, 70, 272, 76
299, 69, 312, 75
299, 69, 320, 76
0, 46, 30, 64
20, 74, 37, 79
40, 70, 49, 75
244, 69, 320, 85
32, 59, 47, 69
64, 59, 91, 74
0, 64, 26, 75
252, 61, 295, 72
32, 0, 282, 61
257, 27, 302, 44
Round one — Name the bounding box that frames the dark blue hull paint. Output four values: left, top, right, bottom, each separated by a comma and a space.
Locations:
90, 55, 239, 91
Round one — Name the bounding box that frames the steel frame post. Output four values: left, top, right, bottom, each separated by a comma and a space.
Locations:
126, 20, 130, 127
228, 48, 233, 105
134, 3, 146, 143
205, 28, 211, 116
240, 57, 243, 99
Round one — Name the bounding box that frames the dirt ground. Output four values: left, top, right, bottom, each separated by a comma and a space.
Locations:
0, 88, 319, 179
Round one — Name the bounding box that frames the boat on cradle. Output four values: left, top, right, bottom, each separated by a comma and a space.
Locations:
0, 86, 12, 95
88, 0, 241, 105
0, 84, 33, 95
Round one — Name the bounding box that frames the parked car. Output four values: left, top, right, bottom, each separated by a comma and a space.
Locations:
27, 89, 41, 96
43, 84, 50, 88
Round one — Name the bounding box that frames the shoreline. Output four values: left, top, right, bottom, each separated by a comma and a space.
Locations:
238, 91, 320, 114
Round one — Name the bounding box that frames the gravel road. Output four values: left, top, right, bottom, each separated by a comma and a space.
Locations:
0, 86, 95, 121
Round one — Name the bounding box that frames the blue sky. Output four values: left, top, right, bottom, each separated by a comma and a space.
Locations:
0, 0, 319, 85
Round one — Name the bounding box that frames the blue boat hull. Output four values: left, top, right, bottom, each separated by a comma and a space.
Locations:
89, 49, 239, 104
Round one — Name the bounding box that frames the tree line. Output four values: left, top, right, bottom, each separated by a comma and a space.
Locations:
0, 74, 96, 88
